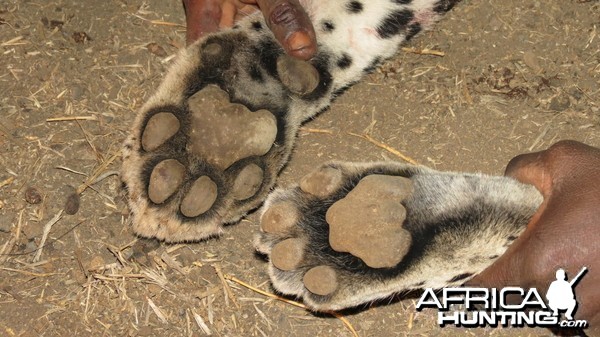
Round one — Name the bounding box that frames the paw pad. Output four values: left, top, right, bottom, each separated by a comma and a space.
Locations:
260, 201, 298, 234
271, 238, 304, 271
188, 85, 278, 170
180, 176, 218, 217
299, 166, 343, 197
148, 159, 186, 204
276, 55, 320, 95
326, 175, 414, 268
141, 112, 180, 151
303, 265, 338, 296
232, 164, 264, 201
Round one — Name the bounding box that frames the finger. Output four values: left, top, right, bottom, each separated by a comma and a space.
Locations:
504, 150, 552, 197
184, 0, 222, 45
219, 1, 237, 29
255, 0, 317, 60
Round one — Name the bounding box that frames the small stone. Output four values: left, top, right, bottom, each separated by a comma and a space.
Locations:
232, 164, 263, 200
148, 159, 186, 204
303, 265, 337, 296
25, 187, 43, 204
523, 51, 542, 73
64, 188, 80, 215
180, 176, 218, 217
549, 93, 571, 112
88, 255, 105, 271
0, 214, 12, 233
146, 42, 167, 57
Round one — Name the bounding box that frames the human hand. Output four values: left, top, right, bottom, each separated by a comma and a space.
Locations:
469, 140, 600, 334
183, 0, 316, 60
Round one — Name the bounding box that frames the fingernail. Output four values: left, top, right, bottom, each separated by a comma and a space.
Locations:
288, 31, 311, 50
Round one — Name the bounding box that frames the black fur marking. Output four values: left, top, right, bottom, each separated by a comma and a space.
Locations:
301, 53, 333, 101
255, 38, 284, 79
405, 23, 422, 41
363, 57, 382, 74
489, 255, 499, 260
248, 64, 264, 83
337, 53, 353, 69
322, 20, 335, 32
346, 1, 364, 13
394, 0, 413, 4
507, 235, 518, 241
434, 0, 460, 13
377, 9, 414, 39
185, 35, 244, 95
251, 21, 263, 31
448, 273, 474, 283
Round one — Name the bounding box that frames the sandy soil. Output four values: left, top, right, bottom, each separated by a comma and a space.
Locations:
0, 0, 598, 336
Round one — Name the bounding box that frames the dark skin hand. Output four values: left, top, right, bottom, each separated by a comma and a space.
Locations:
182, 0, 317, 60
469, 140, 600, 336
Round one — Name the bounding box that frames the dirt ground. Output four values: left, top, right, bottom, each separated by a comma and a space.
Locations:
0, 0, 598, 336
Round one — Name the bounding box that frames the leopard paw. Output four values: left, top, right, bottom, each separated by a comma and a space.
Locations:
121, 29, 325, 242
256, 162, 542, 311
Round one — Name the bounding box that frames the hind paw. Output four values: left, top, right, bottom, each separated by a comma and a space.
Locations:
256, 162, 542, 311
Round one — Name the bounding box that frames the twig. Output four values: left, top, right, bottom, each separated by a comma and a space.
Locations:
402, 47, 445, 57
0, 176, 15, 189
348, 133, 419, 165
225, 275, 359, 337
33, 210, 63, 262
0, 267, 63, 277
46, 116, 98, 122
77, 153, 119, 194
214, 265, 240, 309
299, 127, 335, 135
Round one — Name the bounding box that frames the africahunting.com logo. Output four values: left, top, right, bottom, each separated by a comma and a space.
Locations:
416, 267, 589, 329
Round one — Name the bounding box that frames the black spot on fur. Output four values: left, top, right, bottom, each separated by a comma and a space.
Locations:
434, 0, 460, 13
301, 53, 333, 101
489, 255, 499, 260
337, 53, 353, 69
508, 235, 518, 241
413, 281, 425, 287
322, 20, 335, 32
363, 57, 382, 74
254, 38, 284, 78
377, 9, 414, 39
251, 21, 262, 31
448, 273, 474, 283
186, 35, 244, 94
346, 1, 364, 13
405, 23, 422, 40
248, 64, 264, 83
333, 84, 352, 97
394, 0, 412, 4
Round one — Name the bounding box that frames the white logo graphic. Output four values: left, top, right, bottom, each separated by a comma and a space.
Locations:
415, 267, 589, 329
546, 267, 587, 320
